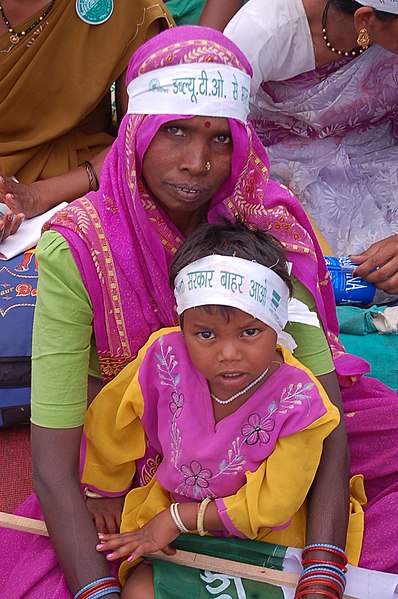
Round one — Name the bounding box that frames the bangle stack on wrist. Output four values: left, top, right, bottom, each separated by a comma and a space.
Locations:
73, 576, 121, 599
294, 544, 348, 599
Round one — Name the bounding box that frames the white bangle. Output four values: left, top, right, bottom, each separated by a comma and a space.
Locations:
197, 497, 212, 536
169, 503, 190, 533
84, 487, 104, 499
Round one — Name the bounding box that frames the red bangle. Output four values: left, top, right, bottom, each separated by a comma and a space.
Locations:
302, 558, 347, 572
295, 590, 341, 599
296, 578, 343, 596
78, 581, 121, 599
302, 545, 348, 565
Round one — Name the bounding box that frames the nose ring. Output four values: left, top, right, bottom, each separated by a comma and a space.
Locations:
205, 161, 211, 172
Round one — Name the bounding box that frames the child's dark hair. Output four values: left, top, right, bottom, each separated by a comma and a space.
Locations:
169, 220, 293, 296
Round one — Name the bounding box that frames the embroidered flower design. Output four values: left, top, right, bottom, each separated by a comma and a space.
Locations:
180, 460, 212, 489
169, 391, 184, 418
241, 413, 275, 445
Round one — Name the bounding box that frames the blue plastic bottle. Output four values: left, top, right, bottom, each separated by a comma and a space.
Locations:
325, 256, 376, 307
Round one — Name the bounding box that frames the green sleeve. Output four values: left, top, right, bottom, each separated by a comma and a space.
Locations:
285, 277, 334, 377
31, 230, 100, 429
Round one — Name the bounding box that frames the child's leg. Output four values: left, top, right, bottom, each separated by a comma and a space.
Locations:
121, 562, 155, 599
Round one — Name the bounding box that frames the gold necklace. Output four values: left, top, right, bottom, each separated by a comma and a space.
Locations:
321, 0, 364, 58
0, 0, 56, 45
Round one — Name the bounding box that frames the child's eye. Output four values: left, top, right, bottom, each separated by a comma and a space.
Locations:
197, 331, 215, 340
242, 328, 260, 337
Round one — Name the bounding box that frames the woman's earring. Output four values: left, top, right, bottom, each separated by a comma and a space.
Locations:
205, 161, 211, 172
356, 28, 370, 50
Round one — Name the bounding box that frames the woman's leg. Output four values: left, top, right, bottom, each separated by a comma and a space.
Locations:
122, 562, 154, 599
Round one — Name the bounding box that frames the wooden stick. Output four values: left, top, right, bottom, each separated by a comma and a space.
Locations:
0, 511, 48, 536
0, 512, 357, 598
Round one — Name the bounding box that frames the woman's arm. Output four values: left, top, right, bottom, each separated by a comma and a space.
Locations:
31, 233, 120, 594
31, 425, 119, 598
0, 148, 108, 220
306, 371, 350, 548
199, 0, 244, 30
284, 282, 351, 549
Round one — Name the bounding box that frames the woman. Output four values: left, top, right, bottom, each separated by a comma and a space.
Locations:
0, 25, 396, 598
222, 0, 398, 293
0, 0, 173, 240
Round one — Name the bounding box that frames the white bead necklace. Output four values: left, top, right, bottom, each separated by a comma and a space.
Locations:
210, 366, 270, 405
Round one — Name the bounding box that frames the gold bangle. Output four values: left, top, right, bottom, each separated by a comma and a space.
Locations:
80, 160, 99, 192
197, 496, 212, 536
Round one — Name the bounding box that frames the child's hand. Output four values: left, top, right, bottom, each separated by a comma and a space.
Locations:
96, 508, 179, 562
86, 496, 125, 534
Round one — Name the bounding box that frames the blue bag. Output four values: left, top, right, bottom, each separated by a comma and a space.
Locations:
0, 250, 37, 427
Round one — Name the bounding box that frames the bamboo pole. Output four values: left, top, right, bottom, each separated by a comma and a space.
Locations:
0, 511, 356, 598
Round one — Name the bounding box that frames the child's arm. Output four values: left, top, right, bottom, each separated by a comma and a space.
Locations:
96, 500, 225, 562
198, 0, 244, 31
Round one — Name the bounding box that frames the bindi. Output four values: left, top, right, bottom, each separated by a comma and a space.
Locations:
204, 121, 211, 128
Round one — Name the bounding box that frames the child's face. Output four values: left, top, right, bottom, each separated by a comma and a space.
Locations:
182, 306, 278, 401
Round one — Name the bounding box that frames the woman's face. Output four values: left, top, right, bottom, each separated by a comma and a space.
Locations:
141, 116, 233, 230
356, 8, 398, 54
372, 17, 398, 54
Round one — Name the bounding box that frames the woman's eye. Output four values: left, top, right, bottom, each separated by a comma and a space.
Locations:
197, 331, 215, 340
167, 126, 184, 136
214, 134, 232, 144
242, 328, 260, 337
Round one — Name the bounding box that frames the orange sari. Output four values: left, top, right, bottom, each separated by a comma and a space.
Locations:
0, 0, 173, 182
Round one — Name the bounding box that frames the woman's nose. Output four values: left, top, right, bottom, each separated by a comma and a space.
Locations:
180, 141, 208, 175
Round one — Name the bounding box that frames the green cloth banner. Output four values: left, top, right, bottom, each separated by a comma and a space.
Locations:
151, 535, 288, 598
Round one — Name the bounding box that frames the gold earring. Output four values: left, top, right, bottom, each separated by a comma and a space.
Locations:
205, 161, 211, 172
356, 28, 370, 50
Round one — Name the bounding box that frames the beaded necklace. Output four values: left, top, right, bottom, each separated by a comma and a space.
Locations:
321, 0, 364, 58
210, 366, 270, 405
0, 0, 56, 45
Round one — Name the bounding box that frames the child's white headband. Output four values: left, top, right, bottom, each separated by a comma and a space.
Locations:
127, 63, 251, 124
356, 0, 398, 14
174, 255, 289, 334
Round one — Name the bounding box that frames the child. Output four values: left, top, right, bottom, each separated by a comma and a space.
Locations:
82, 222, 354, 599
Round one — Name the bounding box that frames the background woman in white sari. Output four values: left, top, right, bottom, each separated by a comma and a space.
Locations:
203, 0, 398, 295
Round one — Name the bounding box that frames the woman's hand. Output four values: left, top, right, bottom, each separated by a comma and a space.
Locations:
96, 509, 178, 562
351, 235, 398, 294
86, 496, 125, 534
0, 208, 24, 242
0, 176, 43, 221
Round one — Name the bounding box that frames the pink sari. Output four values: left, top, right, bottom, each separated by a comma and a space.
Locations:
0, 26, 397, 598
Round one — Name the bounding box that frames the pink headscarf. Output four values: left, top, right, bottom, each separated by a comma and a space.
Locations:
48, 26, 367, 384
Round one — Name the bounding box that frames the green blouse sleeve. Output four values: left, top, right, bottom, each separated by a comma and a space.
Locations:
31, 230, 99, 429
285, 277, 334, 377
